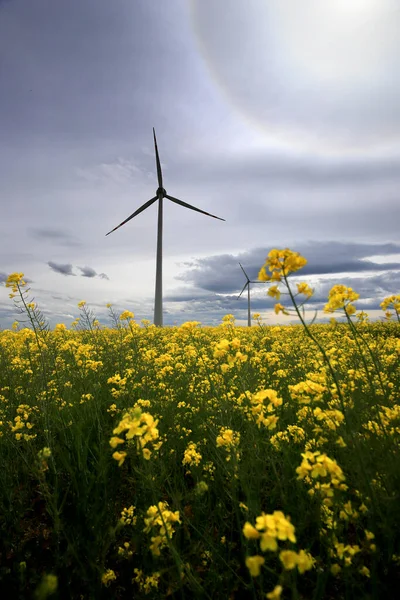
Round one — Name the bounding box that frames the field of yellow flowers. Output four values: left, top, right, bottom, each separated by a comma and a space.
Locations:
0, 250, 399, 599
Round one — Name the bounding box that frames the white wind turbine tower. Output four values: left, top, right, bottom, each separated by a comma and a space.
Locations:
106, 128, 225, 326
237, 263, 262, 327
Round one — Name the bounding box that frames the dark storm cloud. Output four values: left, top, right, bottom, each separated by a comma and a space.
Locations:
287, 242, 400, 276
77, 266, 110, 280
29, 227, 82, 247
78, 266, 97, 278
177, 242, 400, 294
0, 273, 7, 284
48, 262, 75, 276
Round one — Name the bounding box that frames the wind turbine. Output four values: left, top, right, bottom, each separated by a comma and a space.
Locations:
106, 128, 225, 326
237, 263, 261, 327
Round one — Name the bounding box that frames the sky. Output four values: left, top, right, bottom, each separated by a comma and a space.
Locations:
1, 0, 399, 328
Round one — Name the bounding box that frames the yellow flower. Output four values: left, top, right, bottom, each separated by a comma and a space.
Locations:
324, 285, 359, 314
120, 505, 137, 526
183, 442, 202, 467
260, 534, 278, 552
266, 585, 283, 600
258, 267, 271, 281
5, 272, 26, 291
142, 448, 152, 460
112, 450, 127, 466
77, 300, 86, 308
245, 555, 265, 577
296, 549, 315, 574
101, 569, 117, 586
120, 310, 134, 320
260, 249, 307, 278
243, 522, 260, 539
297, 282, 313, 298
267, 285, 281, 300
274, 303, 289, 316
109, 436, 125, 449
279, 550, 298, 570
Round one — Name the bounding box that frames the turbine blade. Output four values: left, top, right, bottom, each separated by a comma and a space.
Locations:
237, 282, 248, 300
239, 262, 250, 282
153, 128, 163, 189
166, 195, 225, 221
105, 196, 158, 236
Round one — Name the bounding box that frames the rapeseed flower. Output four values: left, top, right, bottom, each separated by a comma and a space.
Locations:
143, 501, 180, 556
296, 282, 314, 298
182, 442, 202, 467
245, 555, 264, 576
279, 550, 298, 570
259, 249, 307, 278
266, 585, 283, 600
101, 570, 117, 586
324, 285, 359, 315
120, 310, 134, 320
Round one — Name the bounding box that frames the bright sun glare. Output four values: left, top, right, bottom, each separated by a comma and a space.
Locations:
276, 0, 393, 84
190, 0, 400, 151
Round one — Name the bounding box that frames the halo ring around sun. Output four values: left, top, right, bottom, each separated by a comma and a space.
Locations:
189, 0, 400, 156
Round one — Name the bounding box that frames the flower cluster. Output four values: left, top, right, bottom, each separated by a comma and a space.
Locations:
213, 337, 248, 372
143, 501, 181, 557
119, 310, 135, 321
101, 569, 117, 586
182, 442, 202, 468
110, 407, 162, 465
133, 569, 161, 594
9, 404, 37, 441
216, 427, 241, 462
243, 510, 296, 552
119, 505, 137, 526
289, 379, 327, 404
324, 285, 360, 315
380, 294, 400, 321
5, 272, 27, 296
258, 249, 308, 282
248, 388, 282, 430
270, 425, 306, 450
296, 451, 347, 504
243, 511, 314, 581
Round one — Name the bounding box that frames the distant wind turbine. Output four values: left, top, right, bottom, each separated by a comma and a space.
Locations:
237, 263, 262, 327
106, 128, 225, 326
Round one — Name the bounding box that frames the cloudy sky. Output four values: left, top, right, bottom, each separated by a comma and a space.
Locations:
1, 0, 399, 328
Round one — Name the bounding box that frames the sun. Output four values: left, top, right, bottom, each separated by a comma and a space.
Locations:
189, 0, 400, 153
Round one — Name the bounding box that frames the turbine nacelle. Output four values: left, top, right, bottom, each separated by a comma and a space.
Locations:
157, 187, 167, 197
